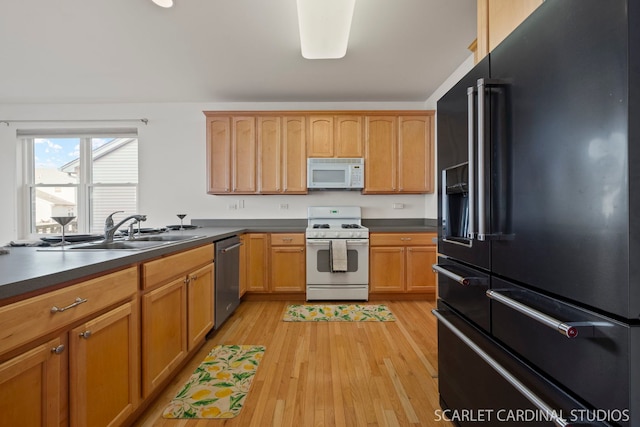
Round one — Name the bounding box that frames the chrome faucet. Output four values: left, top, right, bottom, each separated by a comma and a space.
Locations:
103, 211, 147, 243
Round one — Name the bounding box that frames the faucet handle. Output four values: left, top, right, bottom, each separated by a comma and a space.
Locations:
105, 210, 124, 227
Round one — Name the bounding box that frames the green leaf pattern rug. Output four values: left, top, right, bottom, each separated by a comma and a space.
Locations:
283, 304, 396, 322
162, 344, 265, 419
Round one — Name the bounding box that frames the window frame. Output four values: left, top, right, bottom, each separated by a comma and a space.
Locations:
20, 131, 139, 239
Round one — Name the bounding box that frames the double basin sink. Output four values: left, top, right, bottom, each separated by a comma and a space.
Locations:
60, 234, 205, 251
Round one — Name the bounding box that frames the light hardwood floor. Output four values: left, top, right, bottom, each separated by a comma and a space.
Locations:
133, 300, 451, 427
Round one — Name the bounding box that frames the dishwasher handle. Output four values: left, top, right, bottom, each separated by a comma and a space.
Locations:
220, 242, 242, 253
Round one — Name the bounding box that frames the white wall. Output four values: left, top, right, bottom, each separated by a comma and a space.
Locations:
421, 53, 476, 220
0, 56, 477, 243
0, 102, 433, 242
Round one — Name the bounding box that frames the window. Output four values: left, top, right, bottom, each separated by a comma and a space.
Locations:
20, 128, 138, 236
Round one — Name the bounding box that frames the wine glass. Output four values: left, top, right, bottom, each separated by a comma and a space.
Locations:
51, 216, 76, 246
177, 214, 187, 230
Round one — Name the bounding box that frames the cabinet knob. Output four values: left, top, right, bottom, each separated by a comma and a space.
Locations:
191, 274, 198, 281
184, 278, 190, 285
51, 344, 65, 354
79, 330, 92, 339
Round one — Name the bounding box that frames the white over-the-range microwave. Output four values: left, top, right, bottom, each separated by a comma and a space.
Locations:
307, 158, 364, 190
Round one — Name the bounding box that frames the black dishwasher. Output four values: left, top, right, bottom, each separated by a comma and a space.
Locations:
213, 236, 241, 330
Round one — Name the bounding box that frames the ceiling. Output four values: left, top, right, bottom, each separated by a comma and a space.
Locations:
0, 0, 476, 104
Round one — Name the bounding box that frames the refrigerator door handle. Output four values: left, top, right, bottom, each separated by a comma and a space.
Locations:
467, 86, 477, 240
486, 290, 605, 339
432, 264, 486, 286
432, 309, 573, 427
477, 78, 513, 241
476, 78, 488, 241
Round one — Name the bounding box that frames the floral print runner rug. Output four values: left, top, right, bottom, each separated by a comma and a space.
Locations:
162, 344, 265, 419
283, 304, 396, 322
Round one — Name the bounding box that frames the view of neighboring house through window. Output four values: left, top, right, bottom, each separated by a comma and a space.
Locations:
22, 130, 138, 236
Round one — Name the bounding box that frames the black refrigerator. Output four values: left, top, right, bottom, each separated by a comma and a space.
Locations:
434, 1, 640, 425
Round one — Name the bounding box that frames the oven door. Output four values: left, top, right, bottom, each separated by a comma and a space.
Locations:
306, 239, 369, 285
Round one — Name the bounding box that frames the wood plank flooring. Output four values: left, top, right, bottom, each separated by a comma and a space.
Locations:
133, 300, 451, 427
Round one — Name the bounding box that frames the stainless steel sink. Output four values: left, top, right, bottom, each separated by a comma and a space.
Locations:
130, 234, 203, 242
64, 235, 205, 251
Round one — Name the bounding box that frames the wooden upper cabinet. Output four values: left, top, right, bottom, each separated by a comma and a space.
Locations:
307, 116, 334, 157
307, 115, 363, 158
205, 110, 431, 195
364, 116, 397, 193
257, 116, 282, 193
258, 116, 307, 194
398, 115, 433, 193
335, 115, 363, 157
232, 117, 256, 193
364, 114, 434, 194
282, 116, 307, 193
206, 116, 231, 194
476, 0, 543, 61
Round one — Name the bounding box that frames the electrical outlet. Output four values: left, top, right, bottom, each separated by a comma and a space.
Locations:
228, 203, 238, 210
238, 199, 244, 209
279, 203, 289, 210
392, 203, 404, 209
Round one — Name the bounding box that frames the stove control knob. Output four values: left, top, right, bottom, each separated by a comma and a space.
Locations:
318, 232, 325, 238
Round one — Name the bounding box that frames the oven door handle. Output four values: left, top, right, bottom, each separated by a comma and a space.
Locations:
486, 290, 605, 339
306, 239, 369, 245
432, 264, 486, 286
432, 309, 574, 427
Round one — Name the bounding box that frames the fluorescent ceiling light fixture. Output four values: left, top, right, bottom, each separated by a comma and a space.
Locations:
296, 0, 356, 59
152, 0, 173, 8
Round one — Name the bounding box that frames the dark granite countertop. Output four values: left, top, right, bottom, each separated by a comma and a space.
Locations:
0, 218, 438, 303
0, 227, 242, 303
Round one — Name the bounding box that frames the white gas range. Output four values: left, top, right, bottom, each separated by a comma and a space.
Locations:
305, 206, 369, 301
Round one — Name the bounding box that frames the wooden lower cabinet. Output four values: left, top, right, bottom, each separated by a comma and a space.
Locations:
244, 233, 269, 292
141, 278, 187, 397
0, 266, 139, 427
369, 233, 437, 295
270, 233, 306, 293
140, 244, 214, 397
370, 246, 405, 292
187, 263, 214, 350
0, 337, 63, 427
242, 233, 306, 295
69, 300, 139, 427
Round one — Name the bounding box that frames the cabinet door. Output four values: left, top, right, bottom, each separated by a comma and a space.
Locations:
282, 116, 307, 193
335, 115, 363, 157
406, 246, 437, 293
0, 337, 62, 427
270, 246, 306, 292
398, 115, 433, 193
257, 116, 282, 193
141, 278, 187, 397
187, 263, 214, 350
69, 300, 139, 427
369, 246, 405, 292
207, 116, 231, 194
232, 116, 256, 193
364, 116, 397, 193
246, 233, 269, 292
307, 116, 334, 157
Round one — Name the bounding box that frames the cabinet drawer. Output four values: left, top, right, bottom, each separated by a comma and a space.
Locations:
0, 266, 138, 356
142, 244, 214, 290
370, 232, 436, 246
270, 233, 305, 246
